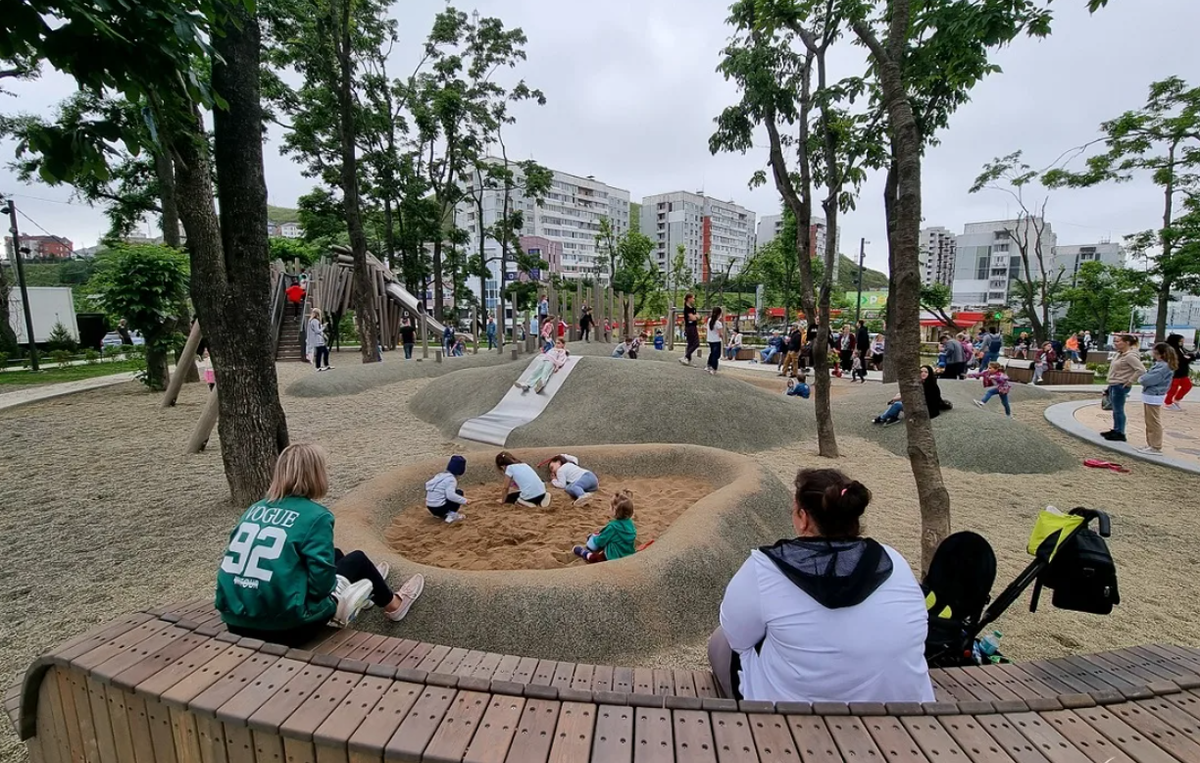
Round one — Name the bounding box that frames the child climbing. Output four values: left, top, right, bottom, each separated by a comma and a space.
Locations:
496, 451, 550, 507
425, 455, 468, 523
573, 490, 637, 563
540, 316, 555, 353
970, 361, 1013, 417
515, 338, 569, 393
548, 454, 599, 506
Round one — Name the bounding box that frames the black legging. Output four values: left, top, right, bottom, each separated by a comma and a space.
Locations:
708, 342, 721, 371
839, 348, 853, 371
313, 345, 330, 369
225, 548, 393, 646
685, 325, 700, 361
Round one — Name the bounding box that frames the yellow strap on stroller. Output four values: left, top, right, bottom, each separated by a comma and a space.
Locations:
1027, 508, 1084, 560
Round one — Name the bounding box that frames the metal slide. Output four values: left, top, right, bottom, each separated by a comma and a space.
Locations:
383, 281, 457, 341
457, 354, 582, 446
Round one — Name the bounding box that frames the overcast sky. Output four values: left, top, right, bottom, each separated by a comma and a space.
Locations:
1, 0, 1194, 273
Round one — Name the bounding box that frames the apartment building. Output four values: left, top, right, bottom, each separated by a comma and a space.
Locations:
457, 159, 631, 314
951, 218, 1058, 307
1052, 242, 1126, 283
754, 212, 839, 278
4, 235, 73, 260
920, 226, 957, 287
640, 191, 756, 281
757, 214, 783, 248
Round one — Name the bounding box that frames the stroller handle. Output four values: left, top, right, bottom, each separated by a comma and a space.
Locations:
1069, 507, 1111, 537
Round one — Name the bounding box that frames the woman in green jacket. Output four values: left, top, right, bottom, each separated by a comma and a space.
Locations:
215, 443, 425, 646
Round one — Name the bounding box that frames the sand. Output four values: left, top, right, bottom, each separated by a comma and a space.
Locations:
384, 474, 713, 571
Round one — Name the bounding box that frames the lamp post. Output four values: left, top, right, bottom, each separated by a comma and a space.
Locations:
2, 199, 39, 371
854, 237, 869, 324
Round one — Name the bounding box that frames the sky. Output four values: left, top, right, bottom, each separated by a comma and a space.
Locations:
0, 0, 1195, 274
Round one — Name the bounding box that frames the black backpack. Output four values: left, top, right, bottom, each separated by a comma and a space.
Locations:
1031, 526, 1120, 615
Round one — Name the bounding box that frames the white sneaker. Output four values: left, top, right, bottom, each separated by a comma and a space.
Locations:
573, 493, 593, 507
1167, 403, 1183, 411
973, 400, 985, 408
679, 357, 689, 366
332, 579, 374, 627
385, 575, 425, 622
1136, 446, 1163, 456
444, 511, 466, 523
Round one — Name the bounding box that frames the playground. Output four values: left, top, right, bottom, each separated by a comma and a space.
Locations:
4, 341, 1200, 761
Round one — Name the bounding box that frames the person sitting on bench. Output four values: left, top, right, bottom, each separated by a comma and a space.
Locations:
215, 443, 425, 647
708, 467, 933, 703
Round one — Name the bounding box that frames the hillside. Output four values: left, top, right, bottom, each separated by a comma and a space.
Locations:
837, 254, 888, 292
267, 204, 301, 223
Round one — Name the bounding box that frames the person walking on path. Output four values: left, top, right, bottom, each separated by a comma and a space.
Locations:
579, 305, 593, 342
1136, 343, 1176, 455
855, 320, 870, 373
399, 320, 416, 360
1101, 333, 1146, 443
680, 293, 701, 366
442, 324, 455, 356
838, 325, 856, 373
1080, 331, 1093, 364
1165, 334, 1194, 410
941, 334, 965, 379
706, 307, 724, 375
780, 325, 803, 378
307, 308, 330, 372
871, 333, 886, 371
486, 314, 496, 350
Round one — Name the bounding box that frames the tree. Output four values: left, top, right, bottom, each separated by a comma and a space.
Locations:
45, 320, 77, 352
1059, 261, 1154, 338
610, 228, 662, 321
667, 243, 693, 310
269, 237, 321, 268
92, 245, 188, 389
969, 152, 1065, 343
1043, 77, 1200, 341
919, 283, 959, 332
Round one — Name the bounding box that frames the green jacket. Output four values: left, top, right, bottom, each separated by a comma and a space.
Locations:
215, 496, 337, 631
595, 518, 637, 560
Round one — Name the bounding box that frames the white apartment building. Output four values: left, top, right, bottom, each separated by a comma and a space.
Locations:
920, 226, 957, 288
754, 212, 839, 279
951, 218, 1058, 307
457, 159, 631, 313
1052, 242, 1126, 283
757, 214, 783, 248
640, 191, 756, 281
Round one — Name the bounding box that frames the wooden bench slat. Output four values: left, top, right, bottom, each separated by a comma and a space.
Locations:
551, 662, 575, 691
513, 657, 541, 686
345, 680, 424, 755
84, 676, 121, 763
548, 701, 597, 763
195, 714, 229, 763
1059, 655, 1137, 693
928, 669, 984, 703
137, 641, 240, 699
253, 727, 287, 763
76, 620, 175, 674
187, 653, 280, 718
373, 638, 421, 668
673, 709, 718, 763
277, 671, 361, 742
571, 664, 596, 693
938, 715, 1024, 763
988, 665, 1058, 702
1071, 704, 1183, 763
144, 698, 181, 763
1162, 690, 1200, 723
612, 667, 633, 695
653, 669, 675, 697
1015, 662, 1092, 696
790, 715, 849, 762
213, 657, 305, 725
397, 642, 435, 671
589, 704, 633, 763
671, 671, 696, 699
168, 705, 203, 763
711, 712, 758, 763
39, 669, 75, 763
632, 668, 654, 696
417, 645, 454, 674
454, 650, 488, 679
503, 698, 559, 763
435, 647, 471, 676
532, 660, 558, 687
1090, 649, 1178, 684
1000, 712, 1091, 763
862, 716, 933, 762
1142, 644, 1200, 676
311, 675, 392, 750
961, 667, 1022, 703
92, 626, 187, 688
634, 705, 673, 763
491, 655, 522, 684
1105, 700, 1200, 762
325, 631, 374, 659
748, 712, 799, 762
693, 671, 719, 699
342, 634, 389, 664
1038, 710, 1136, 763
462, 694, 525, 763
159, 646, 257, 709
943, 667, 1008, 703
309, 628, 360, 656
221, 722, 255, 762
423, 689, 490, 763
901, 715, 976, 762
62, 665, 102, 763
470, 653, 505, 683
382, 684, 457, 760
591, 665, 614, 694
52, 613, 155, 666
245, 665, 335, 735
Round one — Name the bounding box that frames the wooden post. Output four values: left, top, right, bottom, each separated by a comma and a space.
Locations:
185, 388, 220, 454
472, 307, 479, 354
608, 286, 616, 340
593, 279, 602, 342
576, 280, 584, 341
420, 304, 429, 359
162, 320, 202, 408
668, 306, 676, 350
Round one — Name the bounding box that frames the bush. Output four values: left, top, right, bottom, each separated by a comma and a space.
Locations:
83, 349, 101, 365
122, 344, 142, 358
0, 351, 8, 370
50, 349, 72, 368
46, 321, 78, 353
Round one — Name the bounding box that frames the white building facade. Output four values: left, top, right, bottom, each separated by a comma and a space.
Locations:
920, 226, 957, 288
457, 159, 631, 314
951, 218, 1058, 307
640, 191, 756, 281
1052, 242, 1126, 283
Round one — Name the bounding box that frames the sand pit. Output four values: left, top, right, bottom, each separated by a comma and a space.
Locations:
385, 474, 712, 570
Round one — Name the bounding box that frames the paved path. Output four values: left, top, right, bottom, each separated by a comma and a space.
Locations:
1045, 392, 1200, 474
0, 372, 137, 412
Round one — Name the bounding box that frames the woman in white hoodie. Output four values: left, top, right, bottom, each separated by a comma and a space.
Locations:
708, 467, 933, 704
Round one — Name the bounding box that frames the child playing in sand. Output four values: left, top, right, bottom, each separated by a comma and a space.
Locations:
515, 338, 569, 393
547, 454, 599, 506
425, 455, 468, 523
969, 361, 1013, 417
496, 451, 550, 507
573, 490, 637, 563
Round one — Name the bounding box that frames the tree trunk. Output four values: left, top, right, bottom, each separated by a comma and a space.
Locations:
145, 341, 170, 391
0, 247, 20, 355
432, 239, 445, 321
1156, 282, 1170, 341
881, 163, 899, 384
174, 5, 290, 507
382, 198, 397, 271
335, 0, 380, 363
865, 9, 952, 572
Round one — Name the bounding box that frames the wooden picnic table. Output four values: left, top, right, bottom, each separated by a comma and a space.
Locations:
8, 599, 1200, 763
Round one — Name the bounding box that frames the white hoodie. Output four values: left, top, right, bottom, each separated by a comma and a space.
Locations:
425, 472, 466, 507
550, 455, 586, 488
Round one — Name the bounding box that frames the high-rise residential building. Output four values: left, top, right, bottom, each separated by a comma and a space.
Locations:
4, 234, 73, 260
757, 214, 783, 248
920, 226, 957, 287
457, 158, 631, 314
951, 218, 1058, 307
754, 212, 839, 277
1052, 242, 1126, 283
640, 191, 756, 281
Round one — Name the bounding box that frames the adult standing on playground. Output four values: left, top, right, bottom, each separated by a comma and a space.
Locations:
1080, 331, 1093, 364
855, 320, 870, 374
838, 325, 856, 373
579, 304, 593, 342
706, 307, 724, 375
942, 334, 966, 379
680, 293, 700, 366
486, 314, 496, 350
1101, 333, 1145, 443
399, 320, 416, 360
307, 308, 330, 372
871, 333, 886, 371
987, 328, 1003, 366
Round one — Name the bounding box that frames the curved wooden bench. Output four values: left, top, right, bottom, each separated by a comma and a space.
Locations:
10, 599, 1200, 763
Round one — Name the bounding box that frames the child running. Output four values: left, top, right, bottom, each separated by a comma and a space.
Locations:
851, 353, 867, 383
970, 361, 1013, 417
215, 443, 425, 646
548, 454, 599, 506
573, 490, 638, 563
425, 455, 468, 523
515, 338, 569, 393
496, 451, 550, 507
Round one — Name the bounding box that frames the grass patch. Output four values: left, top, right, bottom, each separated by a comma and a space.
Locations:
0, 360, 141, 386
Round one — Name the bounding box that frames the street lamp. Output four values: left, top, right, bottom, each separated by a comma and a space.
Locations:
2, 199, 39, 371
854, 238, 870, 324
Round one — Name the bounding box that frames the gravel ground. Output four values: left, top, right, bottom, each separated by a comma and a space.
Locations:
2, 359, 1198, 760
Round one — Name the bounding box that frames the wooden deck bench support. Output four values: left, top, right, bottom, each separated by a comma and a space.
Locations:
10, 601, 1200, 763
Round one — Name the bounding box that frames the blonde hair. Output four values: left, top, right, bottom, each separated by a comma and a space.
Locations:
266, 443, 329, 501
310, 308, 322, 320
612, 489, 635, 520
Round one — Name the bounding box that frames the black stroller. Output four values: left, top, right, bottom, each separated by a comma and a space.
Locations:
922, 507, 1118, 669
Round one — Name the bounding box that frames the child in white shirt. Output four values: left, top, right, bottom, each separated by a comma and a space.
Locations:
547, 454, 599, 506
495, 451, 549, 507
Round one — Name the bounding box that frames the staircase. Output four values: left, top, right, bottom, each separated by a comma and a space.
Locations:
276, 305, 307, 362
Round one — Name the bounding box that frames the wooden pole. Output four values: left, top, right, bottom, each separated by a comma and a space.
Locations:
472, 306, 479, 354
162, 320, 202, 408
185, 388, 220, 454
668, 307, 676, 350
576, 280, 584, 341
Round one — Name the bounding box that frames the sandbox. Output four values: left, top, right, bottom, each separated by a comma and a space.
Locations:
332, 444, 793, 662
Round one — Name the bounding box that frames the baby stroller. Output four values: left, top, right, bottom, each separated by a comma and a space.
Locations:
922, 506, 1118, 668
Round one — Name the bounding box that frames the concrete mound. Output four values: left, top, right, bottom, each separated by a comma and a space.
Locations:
331, 444, 793, 662
833, 380, 1076, 474
410, 356, 812, 451
286, 348, 518, 398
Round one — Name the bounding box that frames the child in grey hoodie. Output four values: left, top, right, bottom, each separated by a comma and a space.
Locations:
426, 455, 468, 523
